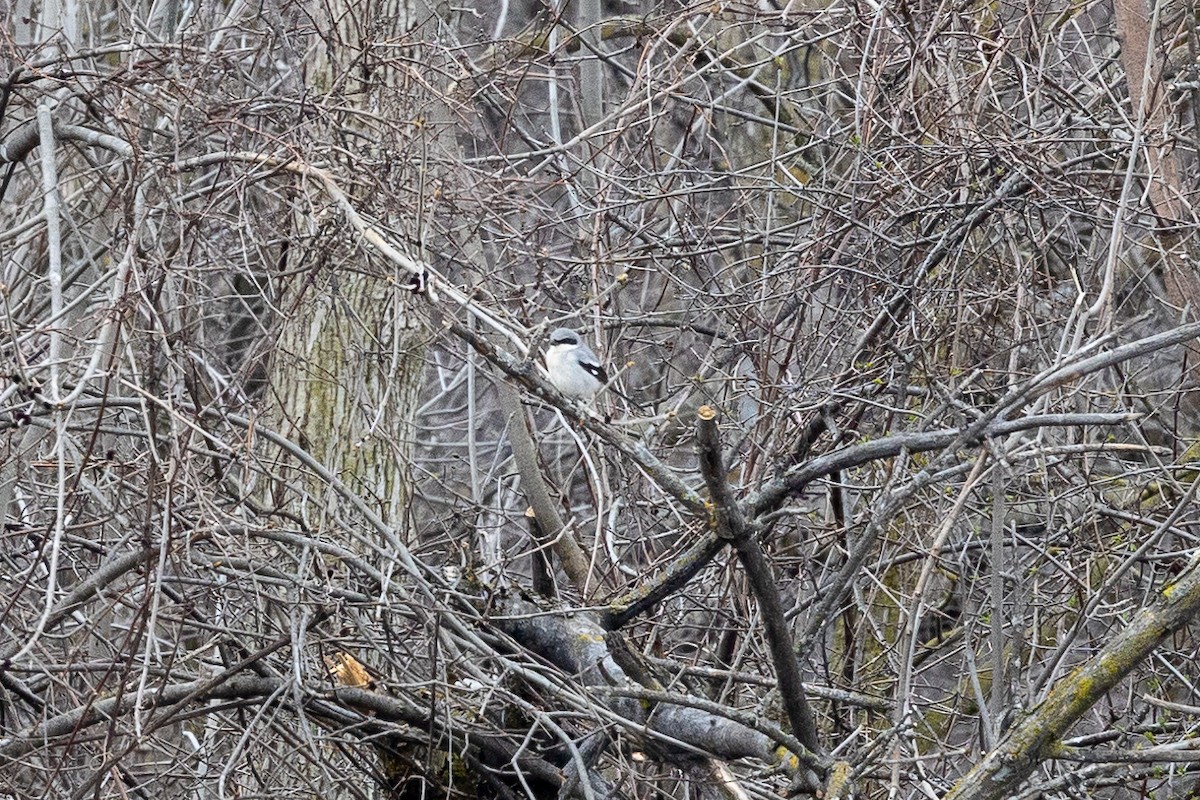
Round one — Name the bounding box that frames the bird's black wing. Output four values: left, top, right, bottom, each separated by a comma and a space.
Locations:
581, 361, 608, 386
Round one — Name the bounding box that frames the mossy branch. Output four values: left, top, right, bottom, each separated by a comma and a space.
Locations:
944, 553, 1200, 800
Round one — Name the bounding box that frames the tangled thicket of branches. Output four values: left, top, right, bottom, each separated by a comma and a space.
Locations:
4, 1, 1200, 798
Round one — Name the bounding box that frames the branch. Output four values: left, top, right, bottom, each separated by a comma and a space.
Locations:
0, 116, 135, 164
846, 168, 1034, 365
0, 547, 155, 663
642, 655, 893, 711
695, 406, 822, 758
943, 552, 1200, 800
751, 412, 1143, 516
0, 665, 572, 795
1000, 322, 1200, 416
595, 685, 809, 764
602, 533, 728, 630
496, 381, 592, 593
0, 119, 38, 164
605, 412, 1139, 631
170, 150, 526, 352
494, 593, 825, 775
0, 674, 280, 762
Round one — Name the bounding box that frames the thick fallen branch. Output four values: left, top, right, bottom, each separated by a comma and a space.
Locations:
493, 593, 826, 779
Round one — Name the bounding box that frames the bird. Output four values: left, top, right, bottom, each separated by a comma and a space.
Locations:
544, 327, 608, 399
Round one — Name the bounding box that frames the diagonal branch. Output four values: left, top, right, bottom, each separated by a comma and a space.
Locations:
602, 534, 728, 630
943, 552, 1200, 800
496, 381, 592, 593
695, 405, 822, 759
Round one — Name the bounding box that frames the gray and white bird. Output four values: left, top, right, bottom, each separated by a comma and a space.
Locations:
544, 327, 608, 399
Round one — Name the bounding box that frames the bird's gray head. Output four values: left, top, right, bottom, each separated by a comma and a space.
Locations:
548, 328, 582, 348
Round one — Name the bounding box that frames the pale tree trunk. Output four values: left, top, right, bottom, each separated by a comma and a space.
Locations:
269, 0, 442, 533
269, 277, 422, 526
265, 2, 448, 795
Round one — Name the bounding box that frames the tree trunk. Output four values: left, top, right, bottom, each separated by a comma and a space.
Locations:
268, 0, 438, 531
